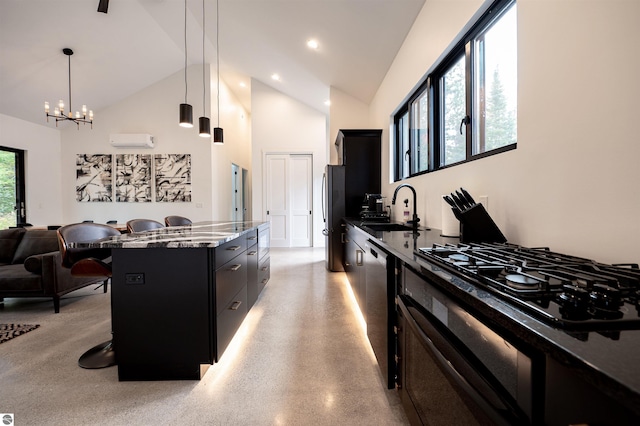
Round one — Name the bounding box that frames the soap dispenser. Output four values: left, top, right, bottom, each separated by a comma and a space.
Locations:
403, 199, 410, 223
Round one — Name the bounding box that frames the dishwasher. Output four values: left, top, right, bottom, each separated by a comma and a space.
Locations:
365, 240, 396, 389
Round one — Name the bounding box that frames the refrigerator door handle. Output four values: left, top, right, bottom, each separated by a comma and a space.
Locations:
322, 172, 326, 223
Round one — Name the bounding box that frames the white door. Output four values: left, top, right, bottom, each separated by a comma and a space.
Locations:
265, 153, 312, 247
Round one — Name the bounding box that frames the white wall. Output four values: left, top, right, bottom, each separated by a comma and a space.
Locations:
251, 80, 327, 246
328, 87, 370, 164
60, 64, 250, 225
368, 0, 640, 263
0, 114, 64, 225
209, 67, 253, 221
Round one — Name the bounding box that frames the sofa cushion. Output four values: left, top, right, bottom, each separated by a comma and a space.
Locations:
12, 230, 59, 265
0, 228, 27, 263
0, 264, 42, 291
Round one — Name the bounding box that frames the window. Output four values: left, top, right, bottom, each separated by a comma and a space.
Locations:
473, 3, 517, 154
393, 0, 517, 180
441, 56, 467, 166
395, 109, 410, 180
410, 86, 429, 173
0, 147, 26, 228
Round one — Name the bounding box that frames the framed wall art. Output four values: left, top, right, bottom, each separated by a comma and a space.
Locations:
154, 154, 191, 202
76, 154, 112, 202
115, 154, 152, 202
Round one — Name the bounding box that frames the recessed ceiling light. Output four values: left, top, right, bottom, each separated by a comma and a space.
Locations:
324, 100, 331, 106
239, 82, 246, 88
271, 73, 281, 81
307, 39, 319, 50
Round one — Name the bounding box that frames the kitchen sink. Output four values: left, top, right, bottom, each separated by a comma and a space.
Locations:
362, 223, 415, 232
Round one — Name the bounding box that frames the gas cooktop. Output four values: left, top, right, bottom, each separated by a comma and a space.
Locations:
416, 243, 640, 336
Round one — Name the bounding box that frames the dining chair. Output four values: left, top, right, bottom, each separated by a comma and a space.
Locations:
164, 215, 192, 227
126, 219, 164, 233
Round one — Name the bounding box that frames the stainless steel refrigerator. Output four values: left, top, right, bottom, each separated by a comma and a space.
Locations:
323, 165, 345, 272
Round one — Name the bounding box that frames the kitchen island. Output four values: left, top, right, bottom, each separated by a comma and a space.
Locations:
76, 221, 270, 381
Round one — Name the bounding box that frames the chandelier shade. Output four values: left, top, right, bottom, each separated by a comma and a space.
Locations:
45, 48, 93, 129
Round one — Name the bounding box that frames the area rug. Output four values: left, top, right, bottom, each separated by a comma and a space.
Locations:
0, 323, 40, 344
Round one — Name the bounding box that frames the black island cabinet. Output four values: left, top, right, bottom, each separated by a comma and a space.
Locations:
96, 221, 270, 381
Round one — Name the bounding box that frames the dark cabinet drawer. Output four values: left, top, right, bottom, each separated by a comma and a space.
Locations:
258, 226, 270, 261
246, 230, 258, 248
216, 256, 248, 315
216, 285, 248, 362
215, 237, 248, 269
258, 255, 270, 293
247, 247, 259, 308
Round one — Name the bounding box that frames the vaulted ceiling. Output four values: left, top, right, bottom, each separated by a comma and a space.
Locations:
0, 0, 425, 126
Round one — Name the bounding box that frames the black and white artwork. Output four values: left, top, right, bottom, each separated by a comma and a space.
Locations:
115, 154, 152, 202
154, 154, 191, 202
76, 154, 112, 202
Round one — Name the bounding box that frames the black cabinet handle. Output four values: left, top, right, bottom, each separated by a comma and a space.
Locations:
247, 236, 257, 240
261, 266, 269, 271
229, 264, 241, 271
248, 251, 257, 256
227, 245, 241, 251
230, 301, 242, 310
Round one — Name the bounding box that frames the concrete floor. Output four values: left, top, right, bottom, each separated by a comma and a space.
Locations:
0, 247, 409, 426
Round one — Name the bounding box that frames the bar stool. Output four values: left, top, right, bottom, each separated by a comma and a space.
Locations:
57, 223, 121, 369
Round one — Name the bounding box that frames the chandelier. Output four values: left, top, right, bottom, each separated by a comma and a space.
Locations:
45, 48, 93, 129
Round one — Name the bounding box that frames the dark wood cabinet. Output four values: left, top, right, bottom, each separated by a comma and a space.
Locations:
335, 129, 382, 218
344, 223, 368, 320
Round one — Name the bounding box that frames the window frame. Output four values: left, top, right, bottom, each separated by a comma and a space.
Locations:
393, 0, 517, 181
0, 146, 27, 226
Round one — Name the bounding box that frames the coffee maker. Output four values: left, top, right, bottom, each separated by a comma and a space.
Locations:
360, 193, 390, 222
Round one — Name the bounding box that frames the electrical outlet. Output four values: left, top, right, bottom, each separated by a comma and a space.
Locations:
125, 273, 145, 285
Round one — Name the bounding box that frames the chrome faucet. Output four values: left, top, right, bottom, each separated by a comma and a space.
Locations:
392, 184, 420, 230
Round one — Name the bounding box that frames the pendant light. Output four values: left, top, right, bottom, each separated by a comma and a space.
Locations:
179, 0, 193, 128
213, 0, 224, 144
198, 0, 211, 138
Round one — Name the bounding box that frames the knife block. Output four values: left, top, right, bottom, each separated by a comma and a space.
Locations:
451, 203, 507, 244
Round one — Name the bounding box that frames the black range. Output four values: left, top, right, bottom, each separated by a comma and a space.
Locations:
416, 242, 640, 336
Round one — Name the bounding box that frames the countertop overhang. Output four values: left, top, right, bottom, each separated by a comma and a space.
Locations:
71, 221, 268, 249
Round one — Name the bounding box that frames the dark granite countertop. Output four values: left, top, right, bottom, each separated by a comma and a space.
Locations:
72, 221, 268, 249
345, 218, 640, 416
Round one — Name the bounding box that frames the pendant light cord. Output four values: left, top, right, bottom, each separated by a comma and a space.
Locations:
216, 0, 220, 127
68, 53, 72, 114
202, 0, 206, 115
184, 0, 188, 104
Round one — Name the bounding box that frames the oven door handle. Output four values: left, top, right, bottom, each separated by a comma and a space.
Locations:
398, 296, 528, 425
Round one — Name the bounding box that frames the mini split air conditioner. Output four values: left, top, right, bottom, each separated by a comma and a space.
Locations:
109, 133, 154, 148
